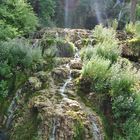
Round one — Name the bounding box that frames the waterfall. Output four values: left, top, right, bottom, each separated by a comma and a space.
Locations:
60, 46, 80, 98
5, 89, 22, 129
50, 118, 57, 140
64, 0, 69, 28
60, 63, 72, 98
94, 0, 103, 24
90, 115, 103, 140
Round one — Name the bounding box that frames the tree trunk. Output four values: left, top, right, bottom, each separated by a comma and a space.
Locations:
130, 0, 137, 23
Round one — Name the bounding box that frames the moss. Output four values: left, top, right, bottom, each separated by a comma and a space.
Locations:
128, 37, 140, 48
77, 90, 112, 140
67, 111, 85, 140
73, 120, 85, 140
56, 39, 75, 57
11, 108, 40, 140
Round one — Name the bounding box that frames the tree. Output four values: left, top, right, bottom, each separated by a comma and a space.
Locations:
0, 0, 38, 40
28, 0, 56, 26
130, 0, 138, 23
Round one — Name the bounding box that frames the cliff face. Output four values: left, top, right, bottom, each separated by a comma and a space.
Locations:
1, 28, 139, 140
2, 28, 105, 140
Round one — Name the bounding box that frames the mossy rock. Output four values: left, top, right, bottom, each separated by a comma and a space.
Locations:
56, 40, 75, 57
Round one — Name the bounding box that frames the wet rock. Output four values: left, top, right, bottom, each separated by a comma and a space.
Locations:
61, 98, 81, 111
71, 69, 81, 78
70, 61, 83, 70
52, 67, 69, 82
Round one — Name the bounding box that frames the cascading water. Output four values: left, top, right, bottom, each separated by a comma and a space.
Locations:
93, 0, 103, 24
64, 0, 69, 28
50, 118, 57, 140
5, 89, 22, 129
59, 46, 80, 98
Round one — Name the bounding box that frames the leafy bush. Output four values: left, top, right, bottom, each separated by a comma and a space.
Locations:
0, 39, 42, 70
93, 25, 116, 44
125, 21, 140, 36
110, 60, 139, 96
0, 39, 42, 99
80, 25, 140, 139
82, 56, 111, 93
80, 46, 96, 61
0, 0, 38, 40
123, 117, 140, 140
0, 80, 8, 100
96, 41, 121, 63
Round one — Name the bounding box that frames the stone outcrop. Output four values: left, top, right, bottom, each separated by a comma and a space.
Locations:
4, 28, 105, 140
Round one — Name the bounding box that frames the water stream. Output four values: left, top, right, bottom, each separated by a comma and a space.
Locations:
50, 118, 57, 140
64, 0, 69, 28
5, 89, 22, 129
59, 46, 80, 98
91, 115, 103, 140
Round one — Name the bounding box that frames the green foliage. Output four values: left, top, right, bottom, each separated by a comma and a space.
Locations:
110, 60, 139, 96
108, 19, 118, 30
80, 46, 96, 61
93, 25, 117, 44
80, 25, 140, 139
1, 39, 42, 70
125, 21, 140, 36
81, 25, 120, 63
0, 80, 8, 100
0, 39, 42, 99
123, 118, 140, 140
125, 22, 137, 34
0, 20, 19, 40
29, 0, 56, 26
96, 41, 121, 63
0, 0, 38, 40
82, 57, 111, 93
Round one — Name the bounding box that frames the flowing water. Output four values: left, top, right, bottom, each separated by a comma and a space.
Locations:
5, 89, 22, 129
64, 0, 69, 27
50, 118, 57, 140
92, 116, 103, 140
59, 46, 80, 98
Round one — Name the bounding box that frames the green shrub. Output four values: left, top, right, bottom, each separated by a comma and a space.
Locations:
123, 117, 140, 140
125, 21, 140, 37
0, 80, 8, 100
108, 19, 118, 30
80, 46, 96, 61
3, 39, 42, 70
125, 22, 136, 35
0, 0, 38, 40
82, 56, 111, 93
93, 25, 117, 44
110, 60, 139, 96
96, 41, 121, 63
0, 39, 43, 99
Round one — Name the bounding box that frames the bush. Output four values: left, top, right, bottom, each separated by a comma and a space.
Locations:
82, 56, 111, 93
93, 25, 117, 44
80, 46, 96, 61
0, 39, 42, 70
0, 39, 43, 99
0, 80, 8, 100
0, 0, 38, 40
123, 117, 140, 140
125, 21, 140, 37
110, 60, 139, 96
96, 41, 121, 63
